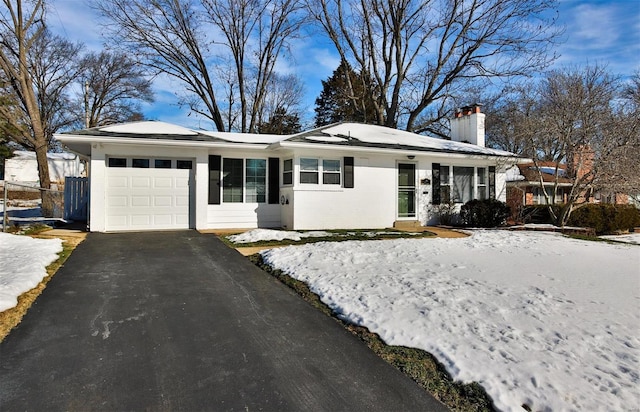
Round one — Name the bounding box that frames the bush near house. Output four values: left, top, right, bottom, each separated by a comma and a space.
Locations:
460, 199, 511, 228
568, 204, 640, 235
520, 205, 561, 224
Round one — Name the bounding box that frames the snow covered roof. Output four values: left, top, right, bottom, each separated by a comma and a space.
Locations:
56, 120, 521, 158
99, 121, 198, 136
198, 130, 289, 144
507, 162, 573, 184
11, 150, 78, 160
281, 122, 518, 157
506, 165, 526, 182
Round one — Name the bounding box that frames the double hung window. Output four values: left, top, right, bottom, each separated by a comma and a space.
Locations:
222, 158, 244, 203
322, 160, 341, 185
245, 159, 266, 203
299, 158, 341, 185
300, 158, 319, 184
283, 159, 293, 185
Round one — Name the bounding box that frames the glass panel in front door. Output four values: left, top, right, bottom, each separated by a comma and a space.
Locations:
398, 163, 416, 218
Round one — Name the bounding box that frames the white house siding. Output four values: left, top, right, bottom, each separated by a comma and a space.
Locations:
205, 147, 282, 229
82, 139, 512, 232
206, 203, 280, 229
282, 153, 396, 230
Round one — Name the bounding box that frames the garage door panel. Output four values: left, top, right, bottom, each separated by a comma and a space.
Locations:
131, 196, 151, 207
106, 168, 191, 231
132, 176, 152, 188
154, 196, 172, 207
109, 176, 128, 188
154, 177, 173, 188
131, 215, 151, 226
175, 196, 189, 207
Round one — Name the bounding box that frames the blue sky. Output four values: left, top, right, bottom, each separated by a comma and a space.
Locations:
47, 0, 640, 130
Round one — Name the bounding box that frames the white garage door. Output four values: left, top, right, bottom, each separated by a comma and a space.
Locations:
105, 168, 191, 231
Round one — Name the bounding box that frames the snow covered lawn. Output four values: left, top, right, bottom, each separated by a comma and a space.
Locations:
0, 232, 62, 312
261, 230, 639, 411
227, 228, 420, 244
600, 232, 640, 245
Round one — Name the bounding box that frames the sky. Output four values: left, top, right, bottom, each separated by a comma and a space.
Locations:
45, 0, 640, 130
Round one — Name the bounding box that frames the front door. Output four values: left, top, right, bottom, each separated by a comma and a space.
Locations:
397, 163, 416, 218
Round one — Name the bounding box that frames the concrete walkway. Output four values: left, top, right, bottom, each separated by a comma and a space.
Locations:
0, 231, 447, 411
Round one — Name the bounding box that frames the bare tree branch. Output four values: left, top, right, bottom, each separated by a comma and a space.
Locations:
307, 0, 561, 131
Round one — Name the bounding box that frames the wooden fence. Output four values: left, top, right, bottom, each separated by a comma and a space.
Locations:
64, 177, 88, 221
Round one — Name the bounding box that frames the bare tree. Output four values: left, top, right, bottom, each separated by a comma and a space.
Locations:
78, 51, 154, 128
96, 0, 304, 133
202, 0, 305, 132
0, 0, 82, 216
258, 73, 305, 128
95, 0, 225, 130
307, 0, 561, 131
486, 65, 640, 226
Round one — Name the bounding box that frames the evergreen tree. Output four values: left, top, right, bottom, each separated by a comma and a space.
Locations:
314, 60, 378, 127
257, 106, 302, 134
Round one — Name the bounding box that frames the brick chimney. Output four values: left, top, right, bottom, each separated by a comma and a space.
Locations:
450, 103, 485, 147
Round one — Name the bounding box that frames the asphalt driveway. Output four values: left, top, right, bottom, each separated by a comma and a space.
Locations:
0, 231, 447, 411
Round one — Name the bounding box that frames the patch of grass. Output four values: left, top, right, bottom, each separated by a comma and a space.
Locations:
565, 233, 639, 246
250, 254, 496, 412
0, 233, 83, 342
224, 229, 435, 248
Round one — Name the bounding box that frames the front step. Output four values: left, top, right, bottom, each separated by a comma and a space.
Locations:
393, 220, 422, 230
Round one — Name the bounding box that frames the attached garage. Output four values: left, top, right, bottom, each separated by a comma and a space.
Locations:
104, 163, 193, 232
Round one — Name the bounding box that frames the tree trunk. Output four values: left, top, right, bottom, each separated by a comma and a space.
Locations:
34, 144, 54, 217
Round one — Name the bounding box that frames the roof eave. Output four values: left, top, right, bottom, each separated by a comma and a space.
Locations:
55, 134, 272, 151
272, 140, 521, 160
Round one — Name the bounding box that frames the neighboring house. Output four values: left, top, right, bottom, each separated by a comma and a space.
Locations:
506, 162, 573, 206
55, 104, 522, 232
1, 150, 85, 188
506, 161, 630, 208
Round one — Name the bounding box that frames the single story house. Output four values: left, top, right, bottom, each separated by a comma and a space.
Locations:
506, 162, 573, 206
506, 161, 631, 208
55, 104, 522, 232
1, 150, 85, 189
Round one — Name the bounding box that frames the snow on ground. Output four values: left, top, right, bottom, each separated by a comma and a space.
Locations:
600, 233, 640, 245
227, 229, 334, 243
227, 228, 417, 244
0, 200, 65, 229
261, 230, 640, 412
0, 232, 62, 312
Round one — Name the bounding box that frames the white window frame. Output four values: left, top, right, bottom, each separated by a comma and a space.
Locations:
440, 165, 492, 204
283, 159, 293, 186
299, 157, 342, 186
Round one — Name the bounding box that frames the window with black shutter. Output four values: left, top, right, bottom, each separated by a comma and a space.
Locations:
432, 163, 440, 204
208, 155, 221, 205
268, 158, 279, 204
344, 157, 354, 188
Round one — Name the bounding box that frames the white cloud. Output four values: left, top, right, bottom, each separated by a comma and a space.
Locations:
553, 1, 640, 75
47, 0, 105, 51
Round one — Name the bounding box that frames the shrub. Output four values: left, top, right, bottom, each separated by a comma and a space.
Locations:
460, 199, 511, 227
521, 205, 561, 224
568, 204, 640, 234
430, 201, 458, 226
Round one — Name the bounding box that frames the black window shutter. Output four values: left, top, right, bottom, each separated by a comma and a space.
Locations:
432, 163, 441, 205
268, 157, 280, 204
344, 157, 354, 188
489, 166, 496, 199
208, 155, 221, 205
